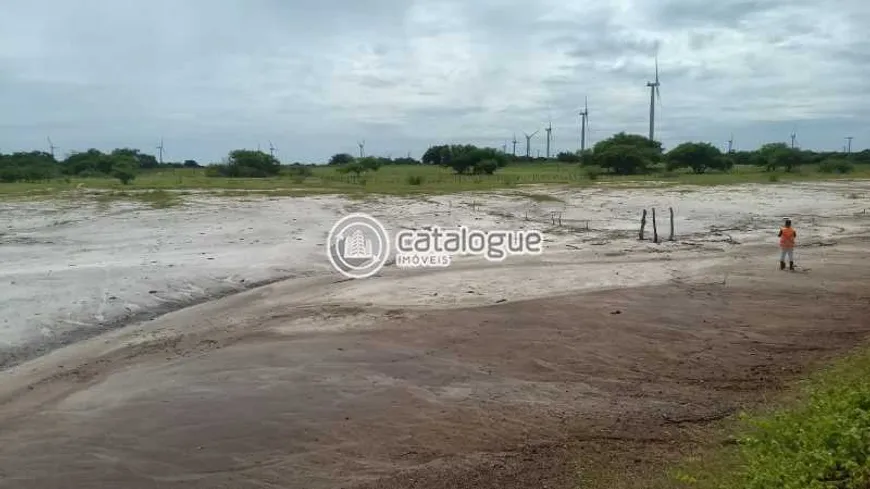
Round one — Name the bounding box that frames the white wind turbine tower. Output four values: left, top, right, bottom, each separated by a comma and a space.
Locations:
46, 136, 58, 158
545, 118, 553, 159
646, 55, 662, 141
156, 138, 165, 165
524, 129, 540, 158
790, 126, 797, 149
268, 140, 277, 158
512, 133, 518, 157
727, 133, 734, 153
579, 96, 589, 152
357, 140, 366, 158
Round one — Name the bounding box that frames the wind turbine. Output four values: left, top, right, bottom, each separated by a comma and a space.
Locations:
727, 133, 734, 154
512, 133, 518, 157
46, 136, 58, 158
156, 138, 165, 165
846, 136, 854, 154
357, 140, 366, 158
579, 96, 589, 152
646, 55, 662, 141
545, 118, 553, 159
790, 127, 797, 149
268, 140, 277, 158
523, 129, 540, 158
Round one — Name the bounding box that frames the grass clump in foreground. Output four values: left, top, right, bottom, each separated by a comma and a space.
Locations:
674, 348, 870, 489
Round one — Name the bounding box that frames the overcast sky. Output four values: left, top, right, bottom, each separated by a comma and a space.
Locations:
1, 0, 868, 163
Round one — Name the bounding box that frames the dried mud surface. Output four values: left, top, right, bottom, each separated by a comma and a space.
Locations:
1, 242, 869, 488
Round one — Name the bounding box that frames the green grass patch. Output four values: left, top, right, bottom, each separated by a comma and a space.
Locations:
672, 347, 870, 489
2, 164, 870, 200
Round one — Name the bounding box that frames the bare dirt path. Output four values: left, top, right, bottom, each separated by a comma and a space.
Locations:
1, 239, 869, 489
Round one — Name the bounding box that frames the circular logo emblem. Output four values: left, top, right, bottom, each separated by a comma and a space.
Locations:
327, 213, 390, 279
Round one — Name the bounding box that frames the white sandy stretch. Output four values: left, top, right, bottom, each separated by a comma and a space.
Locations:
1, 181, 868, 353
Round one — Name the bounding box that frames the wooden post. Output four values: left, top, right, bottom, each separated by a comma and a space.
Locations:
652, 207, 658, 243
669, 207, 675, 241
639, 209, 647, 240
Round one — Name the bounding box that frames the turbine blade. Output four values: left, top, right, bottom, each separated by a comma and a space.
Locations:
655, 56, 659, 83
656, 86, 662, 105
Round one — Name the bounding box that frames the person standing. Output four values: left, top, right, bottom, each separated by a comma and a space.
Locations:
778, 218, 796, 271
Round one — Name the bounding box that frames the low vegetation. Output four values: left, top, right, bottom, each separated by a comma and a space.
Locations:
672, 348, 870, 489
206, 150, 280, 178
2, 132, 869, 198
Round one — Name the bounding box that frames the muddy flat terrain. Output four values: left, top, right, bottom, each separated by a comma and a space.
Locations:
3, 181, 868, 362
1, 237, 869, 488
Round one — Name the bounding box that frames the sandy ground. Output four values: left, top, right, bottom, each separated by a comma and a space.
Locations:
0, 241, 869, 488
2, 181, 868, 365
0, 181, 869, 487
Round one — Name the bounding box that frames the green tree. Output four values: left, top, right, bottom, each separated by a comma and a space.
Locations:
337, 162, 365, 177
757, 143, 788, 171
0, 151, 59, 182
111, 155, 138, 184
556, 151, 581, 163
226, 150, 281, 177
63, 149, 113, 175
594, 145, 652, 175
818, 158, 854, 174
358, 156, 382, 172
729, 150, 760, 168
776, 148, 805, 172
472, 159, 499, 175
111, 148, 159, 169
421, 144, 480, 169
666, 142, 727, 174
328, 153, 355, 166
446, 147, 507, 174
757, 143, 803, 172
591, 132, 663, 175
391, 156, 420, 165
421, 144, 450, 166
578, 149, 594, 166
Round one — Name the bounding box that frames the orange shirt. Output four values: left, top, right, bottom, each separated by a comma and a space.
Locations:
779, 227, 796, 248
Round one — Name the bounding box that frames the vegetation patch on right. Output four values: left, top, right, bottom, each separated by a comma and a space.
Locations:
673, 348, 870, 489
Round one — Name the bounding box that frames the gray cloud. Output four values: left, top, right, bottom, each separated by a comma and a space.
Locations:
1, 0, 868, 162
649, 0, 785, 28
